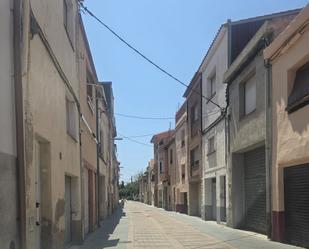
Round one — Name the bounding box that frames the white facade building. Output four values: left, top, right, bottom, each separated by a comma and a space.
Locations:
200, 25, 228, 223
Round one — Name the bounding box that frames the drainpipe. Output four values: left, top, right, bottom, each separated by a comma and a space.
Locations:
14, 0, 27, 247
265, 57, 272, 239
95, 90, 101, 227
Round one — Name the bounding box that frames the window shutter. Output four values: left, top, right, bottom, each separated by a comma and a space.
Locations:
287, 61, 309, 113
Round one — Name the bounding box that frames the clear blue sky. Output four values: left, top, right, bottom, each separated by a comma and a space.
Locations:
81, 0, 308, 183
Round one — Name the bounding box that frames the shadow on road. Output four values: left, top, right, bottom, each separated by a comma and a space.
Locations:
71, 205, 128, 249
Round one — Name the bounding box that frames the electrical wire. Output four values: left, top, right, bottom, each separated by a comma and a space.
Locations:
77, 0, 224, 111
115, 113, 174, 120
124, 133, 156, 138
118, 133, 153, 147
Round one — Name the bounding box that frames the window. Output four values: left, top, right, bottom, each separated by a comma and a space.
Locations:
209, 73, 216, 98
66, 98, 77, 140
287, 61, 309, 113
169, 149, 173, 164
208, 136, 215, 155
191, 104, 199, 123
244, 75, 256, 115
159, 161, 163, 174
100, 131, 104, 159
181, 164, 185, 181
63, 0, 75, 48
181, 129, 185, 147
190, 146, 199, 167
87, 72, 95, 113
87, 74, 93, 100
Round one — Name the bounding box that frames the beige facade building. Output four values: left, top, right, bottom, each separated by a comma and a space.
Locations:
0, 1, 119, 248
174, 103, 189, 214
139, 160, 155, 205
24, 1, 82, 248
148, 159, 156, 205
184, 73, 203, 217
78, 15, 99, 237
264, 5, 309, 247
166, 135, 176, 211
151, 130, 174, 209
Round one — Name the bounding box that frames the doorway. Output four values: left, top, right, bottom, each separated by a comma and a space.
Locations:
34, 141, 41, 249
211, 178, 217, 220
65, 176, 72, 246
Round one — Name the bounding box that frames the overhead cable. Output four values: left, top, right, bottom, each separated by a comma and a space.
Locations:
77, 0, 224, 111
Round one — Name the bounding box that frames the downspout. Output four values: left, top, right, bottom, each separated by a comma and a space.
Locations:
265, 57, 272, 239
76, 25, 84, 243
14, 0, 27, 247
78, 114, 84, 241
95, 90, 101, 227
226, 20, 232, 227
225, 84, 231, 226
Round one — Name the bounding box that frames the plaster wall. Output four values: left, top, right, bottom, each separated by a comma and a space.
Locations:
78, 23, 97, 171
175, 118, 189, 196
270, 26, 309, 213
0, 0, 16, 156
0, 1, 19, 248
24, 0, 82, 246
201, 27, 228, 223
228, 53, 266, 153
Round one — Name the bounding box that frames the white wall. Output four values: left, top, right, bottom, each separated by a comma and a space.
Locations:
200, 27, 228, 221
0, 0, 16, 156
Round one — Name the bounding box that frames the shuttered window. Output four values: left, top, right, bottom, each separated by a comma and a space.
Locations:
287, 61, 309, 113
66, 98, 77, 140
244, 75, 256, 115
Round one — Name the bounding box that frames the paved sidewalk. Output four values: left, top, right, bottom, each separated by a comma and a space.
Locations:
70, 206, 130, 249
71, 201, 302, 249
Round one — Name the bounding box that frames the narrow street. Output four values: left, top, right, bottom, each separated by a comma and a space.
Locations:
72, 201, 301, 249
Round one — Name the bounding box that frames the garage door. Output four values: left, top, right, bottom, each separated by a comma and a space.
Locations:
244, 146, 266, 234
284, 164, 309, 248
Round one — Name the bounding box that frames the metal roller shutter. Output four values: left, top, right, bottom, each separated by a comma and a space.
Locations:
284, 164, 309, 248
244, 146, 266, 234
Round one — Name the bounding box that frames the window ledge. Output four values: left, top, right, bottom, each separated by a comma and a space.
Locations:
239, 108, 256, 121
286, 95, 309, 114
67, 131, 78, 143
207, 150, 216, 156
